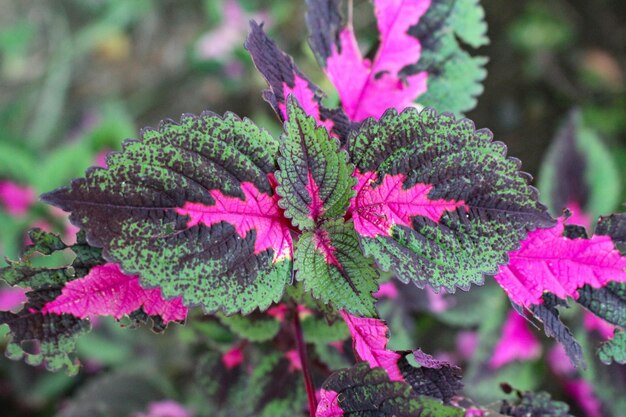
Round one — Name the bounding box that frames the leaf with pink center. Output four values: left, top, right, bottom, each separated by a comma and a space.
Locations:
307, 0, 488, 118
276, 99, 355, 230
245, 21, 351, 139
493, 217, 626, 308
43, 263, 187, 323
347, 107, 553, 292
42, 112, 292, 315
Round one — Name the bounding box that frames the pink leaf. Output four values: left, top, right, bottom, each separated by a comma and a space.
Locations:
325, 0, 431, 121
0, 180, 36, 217
316, 389, 344, 417
135, 400, 193, 417
0, 287, 27, 311
373, 282, 398, 299
349, 171, 467, 238
222, 346, 244, 369
279, 78, 335, 132
42, 263, 187, 323
583, 310, 615, 340
176, 181, 293, 263
565, 200, 592, 231
340, 311, 402, 381
489, 311, 541, 369
494, 217, 626, 307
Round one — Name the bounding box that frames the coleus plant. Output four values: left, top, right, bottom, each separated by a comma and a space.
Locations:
1, 0, 625, 416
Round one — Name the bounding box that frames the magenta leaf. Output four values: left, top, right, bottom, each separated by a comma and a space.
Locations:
0, 180, 36, 217
310, 0, 430, 121
43, 263, 187, 324
176, 181, 293, 263
350, 170, 467, 238
494, 217, 626, 308
245, 21, 351, 139
341, 311, 462, 402
489, 310, 541, 369
340, 310, 403, 380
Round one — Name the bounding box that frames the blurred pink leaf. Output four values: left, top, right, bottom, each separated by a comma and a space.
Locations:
0, 180, 36, 217
135, 400, 193, 417
489, 311, 541, 369
0, 287, 27, 311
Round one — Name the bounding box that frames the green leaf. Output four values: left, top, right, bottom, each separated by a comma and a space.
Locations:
499, 390, 575, 417
538, 110, 621, 220
407, 0, 488, 114
276, 99, 355, 230
295, 219, 379, 316
598, 329, 626, 365
42, 112, 292, 315
219, 313, 281, 343
348, 108, 553, 293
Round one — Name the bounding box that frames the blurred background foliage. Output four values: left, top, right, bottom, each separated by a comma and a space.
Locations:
0, 0, 624, 416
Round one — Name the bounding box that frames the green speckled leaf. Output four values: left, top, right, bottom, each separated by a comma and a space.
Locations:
406, 0, 488, 114
348, 107, 553, 293
499, 390, 575, 417
598, 330, 626, 365
295, 220, 379, 316
318, 362, 464, 417
219, 313, 281, 342
42, 113, 292, 315
276, 99, 355, 230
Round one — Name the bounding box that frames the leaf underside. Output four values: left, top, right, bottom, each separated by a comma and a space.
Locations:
42, 112, 292, 315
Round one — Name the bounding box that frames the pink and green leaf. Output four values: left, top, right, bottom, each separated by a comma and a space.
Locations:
317, 362, 464, 417
42, 112, 292, 315
42, 263, 187, 324
347, 107, 553, 292
307, 0, 488, 117
276, 99, 355, 230
245, 21, 351, 139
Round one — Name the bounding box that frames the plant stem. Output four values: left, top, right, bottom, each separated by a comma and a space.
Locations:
293, 310, 317, 417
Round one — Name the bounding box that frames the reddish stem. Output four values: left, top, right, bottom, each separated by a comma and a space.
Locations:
293, 310, 318, 417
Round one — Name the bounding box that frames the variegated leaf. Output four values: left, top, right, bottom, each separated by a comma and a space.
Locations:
42, 113, 292, 315
347, 107, 553, 292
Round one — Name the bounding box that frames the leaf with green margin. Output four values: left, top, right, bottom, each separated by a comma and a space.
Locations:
42, 112, 292, 315
195, 350, 306, 417
317, 362, 464, 417
499, 390, 575, 417
219, 313, 281, 343
295, 219, 379, 316
404, 0, 488, 114
598, 329, 626, 365
0, 231, 101, 375
347, 107, 554, 293
57, 371, 165, 417
538, 110, 621, 222
276, 99, 355, 230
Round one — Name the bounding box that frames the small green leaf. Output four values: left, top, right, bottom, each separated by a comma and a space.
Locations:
276, 99, 355, 230
295, 220, 379, 316
598, 329, 626, 365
